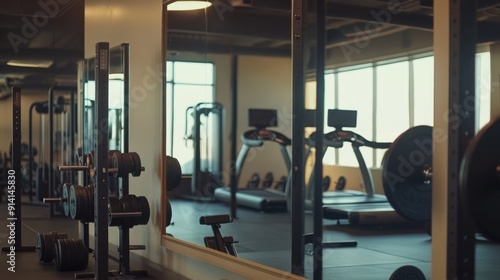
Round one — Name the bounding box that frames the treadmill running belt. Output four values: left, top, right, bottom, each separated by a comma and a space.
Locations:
213, 187, 287, 211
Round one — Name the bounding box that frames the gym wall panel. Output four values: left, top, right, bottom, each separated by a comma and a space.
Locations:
84, 0, 166, 271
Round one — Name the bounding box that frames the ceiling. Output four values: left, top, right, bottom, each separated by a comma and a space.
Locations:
0, 0, 83, 98
166, 0, 500, 56
1, 0, 500, 99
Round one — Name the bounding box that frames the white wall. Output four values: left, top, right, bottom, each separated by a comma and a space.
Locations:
84, 0, 164, 267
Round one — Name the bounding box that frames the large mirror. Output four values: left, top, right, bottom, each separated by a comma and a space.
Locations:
162, 2, 495, 279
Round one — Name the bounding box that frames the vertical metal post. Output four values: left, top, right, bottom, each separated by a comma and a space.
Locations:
1, 87, 36, 253
70, 89, 76, 183
94, 42, 110, 280
12, 86, 23, 250
230, 54, 238, 219
291, 0, 306, 275
48, 87, 55, 217
119, 42, 132, 276
447, 1, 477, 278
313, 0, 326, 278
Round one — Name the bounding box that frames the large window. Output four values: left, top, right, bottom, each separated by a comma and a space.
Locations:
166, 61, 215, 175
316, 52, 491, 168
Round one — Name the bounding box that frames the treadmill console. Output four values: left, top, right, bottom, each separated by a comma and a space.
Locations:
328, 109, 357, 129
248, 109, 278, 129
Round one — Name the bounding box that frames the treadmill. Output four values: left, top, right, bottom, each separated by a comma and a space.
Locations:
213, 109, 290, 211
308, 109, 405, 225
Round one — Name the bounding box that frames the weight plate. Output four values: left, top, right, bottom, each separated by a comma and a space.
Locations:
108, 196, 122, 226
138, 196, 150, 225
130, 152, 142, 177
166, 156, 182, 191
55, 239, 62, 271
389, 265, 426, 280
382, 126, 433, 222
76, 186, 85, 220
88, 186, 95, 223
112, 152, 124, 177
124, 195, 139, 226
76, 239, 89, 270
120, 196, 133, 228
166, 197, 172, 227
44, 233, 56, 262
69, 185, 77, 220
108, 150, 120, 167
62, 184, 70, 217
261, 172, 274, 188
122, 153, 135, 177
460, 116, 500, 242
56, 232, 68, 240
36, 233, 45, 261
67, 239, 76, 271
322, 176, 331, 192
335, 176, 346, 191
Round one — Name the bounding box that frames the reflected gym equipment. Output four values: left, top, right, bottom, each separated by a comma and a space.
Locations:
389, 265, 426, 280
381, 118, 500, 242
200, 214, 238, 257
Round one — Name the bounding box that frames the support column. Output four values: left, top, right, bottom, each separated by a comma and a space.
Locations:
433, 1, 477, 279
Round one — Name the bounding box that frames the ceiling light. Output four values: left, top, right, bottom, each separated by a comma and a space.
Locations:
164, 0, 212, 11
7, 59, 53, 68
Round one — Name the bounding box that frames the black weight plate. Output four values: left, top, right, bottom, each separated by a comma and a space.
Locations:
88, 186, 95, 223
36, 233, 45, 261
389, 265, 426, 280
56, 239, 67, 271
76, 239, 89, 270
129, 152, 142, 177
55, 239, 62, 271
131, 195, 143, 225
73, 239, 82, 271
335, 176, 346, 191
122, 153, 135, 177
112, 152, 124, 177
124, 195, 139, 226
56, 232, 68, 240
382, 126, 433, 221
166, 197, 172, 227
261, 172, 274, 188
460, 116, 500, 242
62, 184, 70, 217
43, 233, 56, 262
66, 239, 76, 271
138, 196, 150, 225
77, 186, 85, 220
166, 156, 182, 191
120, 196, 133, 228
108, 196, 122, 226
85, 186, 94, 223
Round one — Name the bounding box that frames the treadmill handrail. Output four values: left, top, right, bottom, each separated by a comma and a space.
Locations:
324, 130, 391, 149
241, 129, 292, 147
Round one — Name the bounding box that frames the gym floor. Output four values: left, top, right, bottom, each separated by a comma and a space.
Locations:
167, 198, 500, 280
0, 198, 499, 279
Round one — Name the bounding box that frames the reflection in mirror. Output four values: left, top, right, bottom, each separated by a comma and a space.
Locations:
81, 44, 129, 154
81, 44, 129, 196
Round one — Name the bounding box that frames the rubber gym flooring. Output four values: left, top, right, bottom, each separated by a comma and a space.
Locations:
0, 197, 499, 279
167, 198, 500, 280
